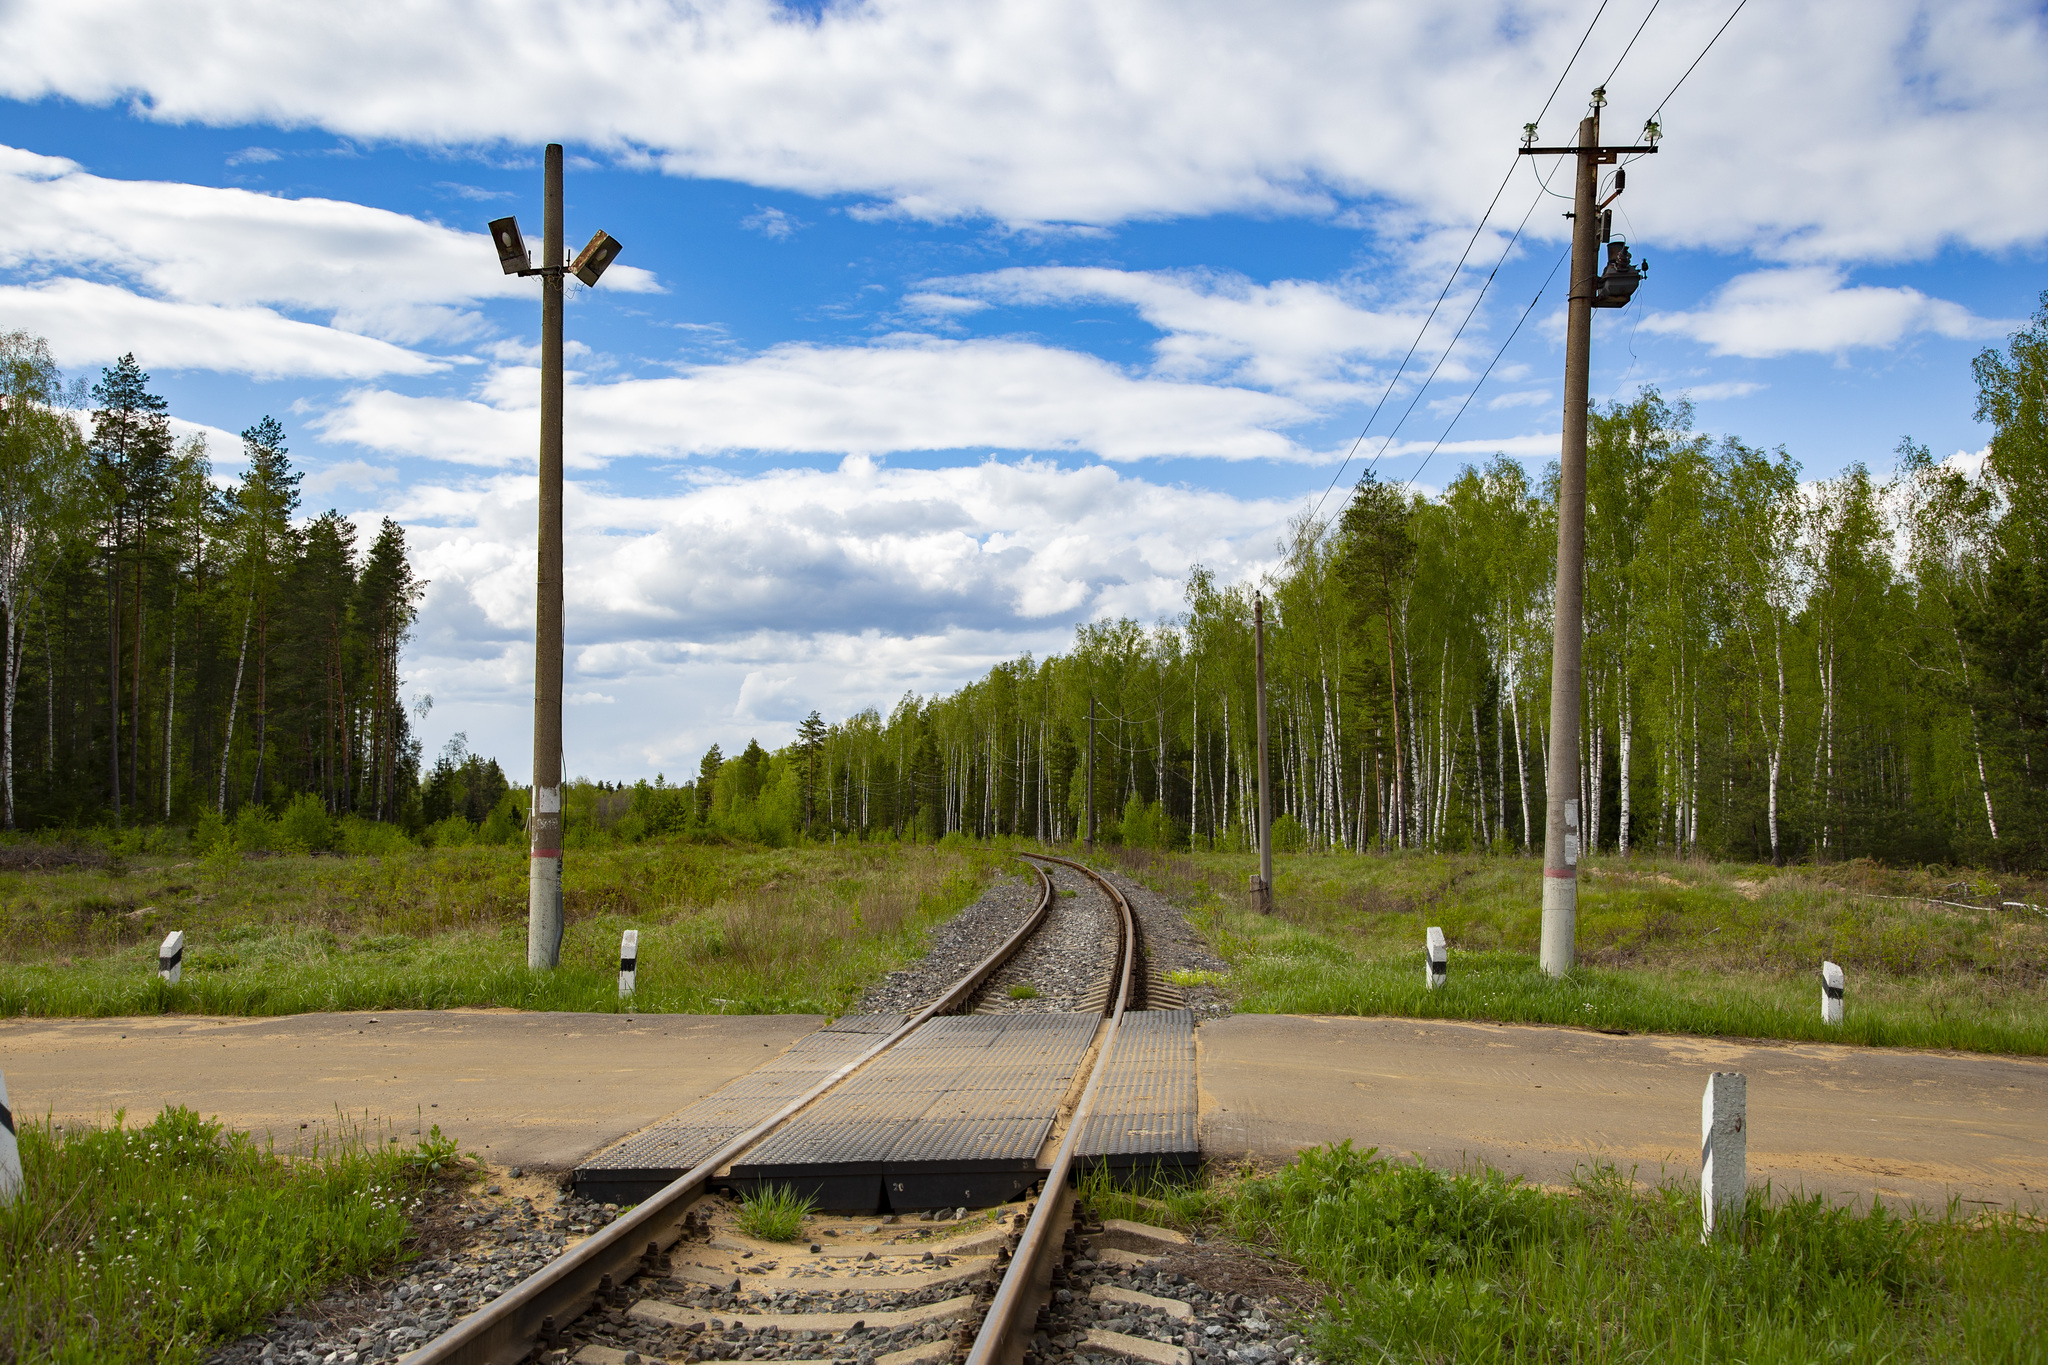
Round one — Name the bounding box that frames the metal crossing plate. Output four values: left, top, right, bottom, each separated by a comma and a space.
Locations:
573, 1016, 905, 1201
1076, 1008, 1199, 1172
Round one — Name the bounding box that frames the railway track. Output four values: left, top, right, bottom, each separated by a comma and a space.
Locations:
401, 852, 1153, 1365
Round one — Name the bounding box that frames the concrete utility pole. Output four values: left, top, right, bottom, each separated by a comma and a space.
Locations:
487, 146, 624, 972
1253, 593, 1274, 914
1086, 695, 1097, 851
1519, 91, 1653, 976
529, 146, 567, 971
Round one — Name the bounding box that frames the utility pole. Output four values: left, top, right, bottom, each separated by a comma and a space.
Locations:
487, 147, 624, 972
529, 145, 566, 972
1520, 91, 1653, 976
1085, 695, 1097, 851
1252, 593, 1273, 914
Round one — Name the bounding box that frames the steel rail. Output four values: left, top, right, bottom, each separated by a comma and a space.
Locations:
402, 857, 1059, 1365
965, 853, 1138, 1365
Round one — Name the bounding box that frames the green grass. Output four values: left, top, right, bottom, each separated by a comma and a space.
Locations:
1086, 1145, 2048, 1363
0, 1106, 447, 1364
1008, 983, 1040, 999
736, 1184, 816, 1242
0, 841, 1003, 1017
1098, 846, 2048, 1055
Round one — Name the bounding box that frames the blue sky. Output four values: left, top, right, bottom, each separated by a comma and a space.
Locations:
2, 0, 2043, 781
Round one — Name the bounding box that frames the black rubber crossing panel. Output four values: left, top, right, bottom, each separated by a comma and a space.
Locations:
733, 1012, 1099, 1210
572, 1015, 905, 1203
1076, 1008, 1200, 1178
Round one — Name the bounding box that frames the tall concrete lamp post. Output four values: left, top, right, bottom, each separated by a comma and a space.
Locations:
488, 146, 624, 970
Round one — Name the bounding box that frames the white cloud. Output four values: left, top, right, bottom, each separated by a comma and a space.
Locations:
0, 279, 449, 379
0, 2, 2041, 258
740, 206, 803, 239
0, 144, 659, 348
304, 458, 399, 494
924, 266, 1441, 400
392, 455, 1298, 775
318, 336, 1314, 466
1484, 389, 1552, 410
1677, 380, 1766, 402
1641, 268, 2009, 359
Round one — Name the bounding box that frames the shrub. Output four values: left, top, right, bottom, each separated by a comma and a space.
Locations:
229, 805, 275, 853
276, 794, 334, 853
191, 810, 230, 853
479, 793, 525, 847
337, 816, 414, 857
424, 814, 477, 849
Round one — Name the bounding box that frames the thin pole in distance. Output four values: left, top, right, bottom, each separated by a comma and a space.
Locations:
485, 146, 626, 971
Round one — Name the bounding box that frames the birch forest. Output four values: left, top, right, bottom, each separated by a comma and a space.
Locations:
786, 299, 2048, 870
0, 336, 425, 831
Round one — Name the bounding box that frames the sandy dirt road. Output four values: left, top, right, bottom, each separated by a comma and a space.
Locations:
0, 1009, 823, 1170
1199, 1014, 2048, 1211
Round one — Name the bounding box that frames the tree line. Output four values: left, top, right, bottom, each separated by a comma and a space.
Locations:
0, 335, 425, 832
662, 296, 2048, 871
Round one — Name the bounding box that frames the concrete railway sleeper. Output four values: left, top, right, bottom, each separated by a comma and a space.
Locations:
401, 854, 1158, 1365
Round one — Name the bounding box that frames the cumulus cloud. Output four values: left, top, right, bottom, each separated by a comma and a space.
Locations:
1641, 268, 2007, 358
740, 206, 803, 239
318, 336, 1314, 466
0, 1, 2041, 258
922, 266, 1440, 400
0, 279, 448, 379
392, 455, 1298, 774
0, 144, 659, 347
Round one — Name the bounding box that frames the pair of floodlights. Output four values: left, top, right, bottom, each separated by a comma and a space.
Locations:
487, 215, 623, 287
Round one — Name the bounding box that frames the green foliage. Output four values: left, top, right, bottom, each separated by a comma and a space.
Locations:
1105, 845, 2048, 1055
0, 1106, 435, 1364
1119, 796, 1183, 851
337, 816, 414, 858
735, 1184, 815, 1242
1192, 1142, 2044, 1363
275, 793, 332, 853
478, 793, 525, 847
1007, 982, 1040, 999
1269, 812, 1306, 853
0, 841, 1001, 1018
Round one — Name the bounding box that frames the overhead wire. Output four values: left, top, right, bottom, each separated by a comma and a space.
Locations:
1304, 0, 1620, 523
1389, 0, 1751, 492
1401, 244, 1572, 493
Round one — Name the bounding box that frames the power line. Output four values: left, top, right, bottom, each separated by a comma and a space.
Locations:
1305, 0, 1619, 524
1601, 0, 1662, 89
1650, 0, 1748, 124
1397, 0, 1749, 478
1401, 244, 1572, 493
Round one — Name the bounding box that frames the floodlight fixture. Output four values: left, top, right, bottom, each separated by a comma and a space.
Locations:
489, 216, 531, 275
570, 229, 623, 287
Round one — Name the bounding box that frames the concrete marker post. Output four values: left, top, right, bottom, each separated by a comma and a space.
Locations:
1821, 960, 1844, 1026
0, 1069, 18, 1205
1700, 1071, 1746, 1242
1425, 927, 1447, 990
619, 929, 639, 1000
158, 929, 184, 985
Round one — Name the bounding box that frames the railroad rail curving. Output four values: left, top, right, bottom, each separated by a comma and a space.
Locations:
401, 851, 1141, 1365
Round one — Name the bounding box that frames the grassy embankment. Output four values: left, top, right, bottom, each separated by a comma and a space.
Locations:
1082, 1146, 2048, 1364
1098, 846, 2048, 1054
0, 839, 1002, 1017
0, 1107, 458, 1364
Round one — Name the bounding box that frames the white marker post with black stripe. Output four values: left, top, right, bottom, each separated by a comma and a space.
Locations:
1821, 960, 1844, 1026
1425, 926, 1447, 990
618, 929, 639, 1000
1701, 1071, 1746, 1242
158, 930, 184, 985
0, 1069, 19, 1205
